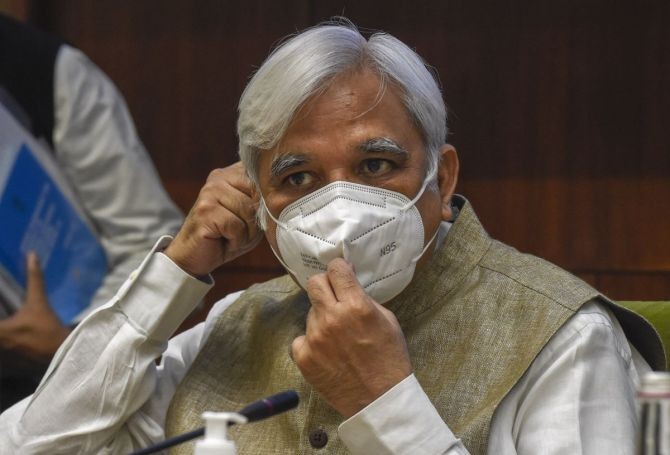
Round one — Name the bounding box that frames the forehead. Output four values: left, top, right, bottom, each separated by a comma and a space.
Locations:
262, 69, 424, 167
287, 68, 413, 136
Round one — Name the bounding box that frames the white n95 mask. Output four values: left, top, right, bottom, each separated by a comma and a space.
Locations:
264, 169, 438, 304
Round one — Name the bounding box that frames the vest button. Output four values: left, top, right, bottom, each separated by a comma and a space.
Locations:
308, 428, 328, 448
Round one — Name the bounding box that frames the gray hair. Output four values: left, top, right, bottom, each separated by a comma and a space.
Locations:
237, 20, 447, 226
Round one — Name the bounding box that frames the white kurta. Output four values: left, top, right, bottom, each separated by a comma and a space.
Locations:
0, 236, 650, 454
53, 45, 184, 321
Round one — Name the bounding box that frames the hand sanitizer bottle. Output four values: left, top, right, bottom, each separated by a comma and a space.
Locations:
194, 412, 247, 455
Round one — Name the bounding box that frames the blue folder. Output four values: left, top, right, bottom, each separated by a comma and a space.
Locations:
0, 143, 107, 323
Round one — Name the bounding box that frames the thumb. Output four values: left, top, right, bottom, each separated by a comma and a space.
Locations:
25, 252, 47, 307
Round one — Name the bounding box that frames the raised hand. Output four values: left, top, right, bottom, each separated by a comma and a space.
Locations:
291, 258, 413, 418
165, 162, 263, 277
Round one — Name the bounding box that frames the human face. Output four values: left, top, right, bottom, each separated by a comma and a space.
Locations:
257, 68, 458, 270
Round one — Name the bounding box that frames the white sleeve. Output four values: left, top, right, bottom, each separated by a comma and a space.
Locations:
0, 237, 220, 453
138, 289, 244, 427
489, 300, 648, 454
53, 45, 184, 320
339, 301, 646, 455
339, 374, 468, 454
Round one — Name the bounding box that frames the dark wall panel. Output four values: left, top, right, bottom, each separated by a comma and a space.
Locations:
311, 1, 670, 179
34, 0, 311, 182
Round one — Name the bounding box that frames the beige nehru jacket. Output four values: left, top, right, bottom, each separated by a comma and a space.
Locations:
165, 196, 664, 454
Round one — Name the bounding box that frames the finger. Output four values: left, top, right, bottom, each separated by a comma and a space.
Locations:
290, 335, 308, 365
208, 204, 258, 255
209, 163, 256, 198
306, 273, 337, 310
303, 306, 320, 339
212, 183, 261, 241
226, 200, 261, 247
223, 163, 262, 227
204, 176, 258, 224
248, 182, 261, 206
196, 182, 259, 246
25, 252, 47, 307
204, 165, 262, 240
0, 316, 17, 342
0, 304, 21, 343
230, 166, 257, 199
326, 258, 366, 303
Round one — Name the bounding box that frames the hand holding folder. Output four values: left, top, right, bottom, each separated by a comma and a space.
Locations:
0, 103, 108, 325
0, 252, 70, 361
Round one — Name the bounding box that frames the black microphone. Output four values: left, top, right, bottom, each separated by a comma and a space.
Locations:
236, 390, 299, 423
129, 390, 299, 455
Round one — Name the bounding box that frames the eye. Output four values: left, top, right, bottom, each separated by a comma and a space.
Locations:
362, 158, 394, 176
285, 171, 314, 187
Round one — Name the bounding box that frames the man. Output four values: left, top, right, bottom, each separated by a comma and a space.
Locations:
0, 14, 183, 407
0, 20, 663, 454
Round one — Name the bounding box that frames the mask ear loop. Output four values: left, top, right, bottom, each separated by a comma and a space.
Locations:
261, 197, 288, 230
260, 197, 301, 278
411, 227, 440, 264
399, 165, 440, 263
400, 165, 438, 211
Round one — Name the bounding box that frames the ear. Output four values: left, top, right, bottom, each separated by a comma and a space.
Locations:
437, 144, 459, 221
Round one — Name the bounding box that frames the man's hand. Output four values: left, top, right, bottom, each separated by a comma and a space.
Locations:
0, 252, 71, 362
165, 162, 263, 276
291, 258, 413, 418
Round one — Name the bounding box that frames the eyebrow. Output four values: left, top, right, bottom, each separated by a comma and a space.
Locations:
269, 137, 408, 178
270, 153, 310, 178
359, 137, 408, 157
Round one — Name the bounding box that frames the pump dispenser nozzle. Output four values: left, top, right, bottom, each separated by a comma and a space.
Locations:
194, 412, 247, 455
